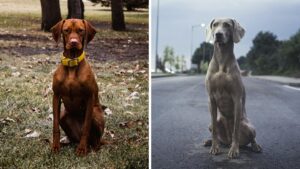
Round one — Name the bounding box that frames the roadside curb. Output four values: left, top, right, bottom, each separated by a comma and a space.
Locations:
151, 74, 176, 78
251, 76, 300, 87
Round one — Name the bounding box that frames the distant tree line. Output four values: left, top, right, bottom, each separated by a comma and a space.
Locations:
238, 30, 300, 77
191, 42, 213, 73
157, 46, 187, 73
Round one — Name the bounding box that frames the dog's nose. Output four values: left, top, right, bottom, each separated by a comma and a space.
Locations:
215, 32, 223, 39
70, 38, 78, 46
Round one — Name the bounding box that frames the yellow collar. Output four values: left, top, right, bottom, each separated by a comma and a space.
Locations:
61, 51, 85, 67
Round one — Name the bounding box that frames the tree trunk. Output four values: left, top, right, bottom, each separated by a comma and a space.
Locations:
40, 0, 62, 31
111, 0, 126, 31
67, 0, 84, 19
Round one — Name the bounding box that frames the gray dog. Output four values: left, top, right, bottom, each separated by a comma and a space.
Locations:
204, 18, 262, 159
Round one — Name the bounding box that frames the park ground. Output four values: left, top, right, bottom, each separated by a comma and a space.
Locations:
0, 0, 148, 168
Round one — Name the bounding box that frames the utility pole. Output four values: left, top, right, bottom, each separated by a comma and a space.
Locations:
155, 0, 160, 72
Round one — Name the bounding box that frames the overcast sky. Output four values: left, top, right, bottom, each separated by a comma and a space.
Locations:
150, 0, 300, 69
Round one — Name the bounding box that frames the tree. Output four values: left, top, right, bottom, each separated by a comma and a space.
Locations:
163, 46, 175, 71
246, 31, 281, 75
174, 56, 180, 71
191, 42, 213, 73
111, 0, 126, 31
67, 0, 84, 19
237, 56, 248, 70
277, 29, 300, 75
40, 0, 62, 31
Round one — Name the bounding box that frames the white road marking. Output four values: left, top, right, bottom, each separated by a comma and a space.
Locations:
283, 85, 300, 91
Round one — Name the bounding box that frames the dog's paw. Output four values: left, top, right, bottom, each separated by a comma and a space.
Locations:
228, 145, 239, 159
209, 143, 220, 155
251, 143, 262, 153
51, 143, 60, 153
76, 144, 88, 156
203, 139, 212, 147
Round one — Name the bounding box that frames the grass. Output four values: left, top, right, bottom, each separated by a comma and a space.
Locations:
0, 0, 148, 168
0, 53, 148, 168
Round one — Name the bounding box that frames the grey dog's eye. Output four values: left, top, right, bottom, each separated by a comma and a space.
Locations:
223, 23, 230, 27
213, 23, 218, 27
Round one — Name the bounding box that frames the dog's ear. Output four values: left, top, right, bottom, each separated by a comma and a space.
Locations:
205, 19, 215, 44
82, 20, 97, 46
51, 20, 65, 43
231, 19, 245, 43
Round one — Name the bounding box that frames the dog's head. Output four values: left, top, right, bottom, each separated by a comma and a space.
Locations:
206, 18, 245, 44
51, 19, 96, 50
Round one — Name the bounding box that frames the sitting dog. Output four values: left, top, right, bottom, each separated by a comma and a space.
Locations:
204, 18, 262, 158
50, 19, 105, 156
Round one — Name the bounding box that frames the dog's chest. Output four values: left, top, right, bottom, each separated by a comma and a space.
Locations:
209, 71, 234, 115
60, 71, 87, 97
210, 71, 233, 91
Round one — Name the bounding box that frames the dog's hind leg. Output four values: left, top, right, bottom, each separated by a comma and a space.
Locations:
89, 106, 105, 150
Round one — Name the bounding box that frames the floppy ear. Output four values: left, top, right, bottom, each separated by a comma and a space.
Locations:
82, 20, 97, 46
231, 19, 245, 43
51, 20, 65, 43
205, 19, 215, 44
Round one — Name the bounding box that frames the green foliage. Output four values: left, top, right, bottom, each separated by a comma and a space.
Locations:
191, 42, 213, 73
200, 61, 209, 73
277, 29, 300, 75
174, 55, 187, 72
237, 56, 248, 70
163, 46, 175, 71
244, 30, 300, 77
246, 31, 281, 75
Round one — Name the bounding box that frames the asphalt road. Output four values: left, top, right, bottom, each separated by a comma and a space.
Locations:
152, 75, 300, 169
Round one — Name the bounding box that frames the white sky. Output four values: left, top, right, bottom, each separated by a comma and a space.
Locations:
150, 0, 300, 69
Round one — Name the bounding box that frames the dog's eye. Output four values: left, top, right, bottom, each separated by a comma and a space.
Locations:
213, 23, 218, 27
77, 29, 84, 33
223, 23, 230, 28
63, 29, 70, 34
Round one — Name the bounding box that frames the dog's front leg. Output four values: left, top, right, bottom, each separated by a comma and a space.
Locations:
76, 95, 94, 156
52, 93, 61, 153
209, 97, 220, 155
228, 97, 242, 158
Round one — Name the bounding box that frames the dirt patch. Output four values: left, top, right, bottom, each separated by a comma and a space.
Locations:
0, 25, 148, 61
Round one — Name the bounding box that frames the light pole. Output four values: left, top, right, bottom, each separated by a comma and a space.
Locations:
191, 24, 201, 59
201, 23, 206, 64
191, 23, 205, 72
155, 0, 160, 72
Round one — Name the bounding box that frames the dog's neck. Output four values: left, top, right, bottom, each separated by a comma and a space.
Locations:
63, 48, 84, 59
213, 42, 235, 72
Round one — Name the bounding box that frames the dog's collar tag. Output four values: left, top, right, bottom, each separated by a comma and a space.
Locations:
61, 51, 85, 67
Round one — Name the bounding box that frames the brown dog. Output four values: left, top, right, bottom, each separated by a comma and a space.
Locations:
50, 19, 105, 156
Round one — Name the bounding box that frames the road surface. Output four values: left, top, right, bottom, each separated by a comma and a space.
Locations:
152, 75, 300, 169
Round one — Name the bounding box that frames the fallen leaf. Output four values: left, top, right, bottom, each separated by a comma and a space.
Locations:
134, 64, 140, 71
106, 130, 115, 138
104, 108, 113, 116
126, 91, 139, 100
24, 131, 40, 138
11, 72, 21, 77
47, 114, 53, 121
60, 136, 70, 144
24, 128, 32, 134
127, 70, 134, 74
124, 111, 134, 115
0, 117, 16, 124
